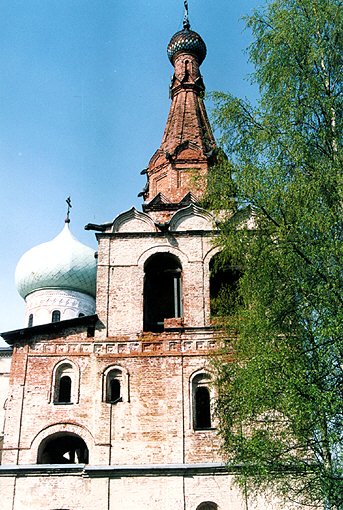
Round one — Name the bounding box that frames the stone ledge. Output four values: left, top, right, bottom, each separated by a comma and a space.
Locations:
0, 462, 228, 478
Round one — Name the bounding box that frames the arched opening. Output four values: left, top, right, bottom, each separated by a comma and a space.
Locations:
196, 502, 218, 510
209, 254, 241, 318
143, 253, 182, 332
58, 375, 71, 403
53, 362, 77, 405
37, 433, 89, 464
52, 310, 61, 323
192, 372, 213, 430
195, 386, 211, 429
104, 367, 123, 404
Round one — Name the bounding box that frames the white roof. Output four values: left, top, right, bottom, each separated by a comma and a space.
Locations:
15, 223, 97, 299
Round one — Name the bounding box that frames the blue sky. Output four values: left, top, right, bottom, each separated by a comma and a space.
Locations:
0, 0, 262, 341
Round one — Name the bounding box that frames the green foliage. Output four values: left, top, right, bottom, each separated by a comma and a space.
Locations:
206, 0, 343, 508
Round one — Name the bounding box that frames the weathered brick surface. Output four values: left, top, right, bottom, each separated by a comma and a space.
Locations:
2, 332, 222, 466
96, 229, 216, 338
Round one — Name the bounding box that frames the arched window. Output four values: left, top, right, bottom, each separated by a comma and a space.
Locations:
37, 432, 88, 464
103, 366, 129, 404
191, 372, 213, 430
28, 314, 33, 327
52, 361, 79, 405
144, 253, 182, 332
104, 368, 123, 403
196, 502, 218, 510
58, 375, 72, 403
195, 386, 211, 429
209, 254, 241, 318
52, 310, 61, 323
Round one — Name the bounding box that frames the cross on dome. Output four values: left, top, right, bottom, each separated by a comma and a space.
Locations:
183, 0, 190, 30
65, 196, 72, 224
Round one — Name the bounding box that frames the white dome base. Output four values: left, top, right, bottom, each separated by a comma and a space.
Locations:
24, 289, 96, 328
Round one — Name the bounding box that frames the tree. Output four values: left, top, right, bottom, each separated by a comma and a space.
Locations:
206, 0, 343, 508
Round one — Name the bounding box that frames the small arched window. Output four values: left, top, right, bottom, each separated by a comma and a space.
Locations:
28, 314, 33, 327
52, 361, 79, 405
104, 368, 123, 404
52, 310, 61, 323
191, 372, 213, 430
103, 366, 130, 404
144, 253, 183, 332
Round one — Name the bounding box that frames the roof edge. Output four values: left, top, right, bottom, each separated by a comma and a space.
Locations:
1, 314, 98, 344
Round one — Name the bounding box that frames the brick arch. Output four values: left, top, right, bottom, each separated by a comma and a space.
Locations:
29, 422, 95, 464
137, 245, 189, 269
203, 246, 222, 268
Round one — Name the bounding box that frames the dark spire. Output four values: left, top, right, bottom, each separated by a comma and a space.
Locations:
183, 0, 190, 30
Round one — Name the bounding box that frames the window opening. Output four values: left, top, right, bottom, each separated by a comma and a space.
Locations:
105, 368, 123, 403
210, 255, 241, 317
53, 362, 77, 405
196, 503, 218, 510
37, 433, 88, 464
195, 386, 211, 429
110, 379, 121, 403
52, 310, 61, 323
58, 375, 71, 403
144, 253, 182, 332
28, 314, 33, 327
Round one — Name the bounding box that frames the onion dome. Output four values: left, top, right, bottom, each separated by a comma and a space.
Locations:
167, 27, 207, 65
15, 222, 97, 300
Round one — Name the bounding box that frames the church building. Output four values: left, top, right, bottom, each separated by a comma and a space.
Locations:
0, 7, 281, 510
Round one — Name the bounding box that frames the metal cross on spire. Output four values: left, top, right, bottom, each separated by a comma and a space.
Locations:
183, 0, 190, 30
65, 196, 72, 223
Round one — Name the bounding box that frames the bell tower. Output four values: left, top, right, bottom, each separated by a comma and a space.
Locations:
142, 6, 216, 221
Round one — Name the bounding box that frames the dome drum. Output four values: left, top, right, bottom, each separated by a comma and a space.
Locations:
24, 289, 96, 328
